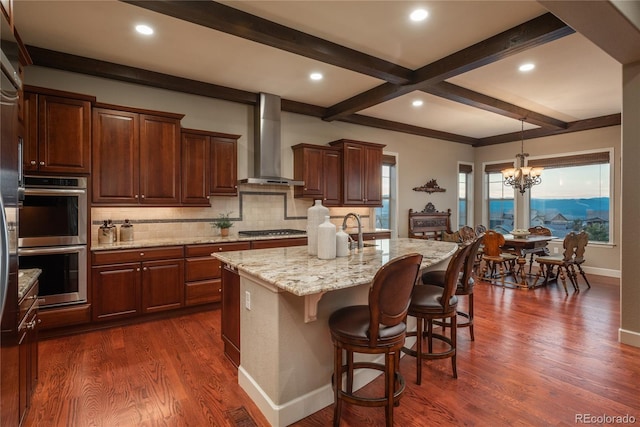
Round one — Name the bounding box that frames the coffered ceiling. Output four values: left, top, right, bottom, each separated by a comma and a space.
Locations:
12, 1, 628, 146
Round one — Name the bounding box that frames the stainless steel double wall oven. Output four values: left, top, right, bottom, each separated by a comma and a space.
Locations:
18, 175, 87, 307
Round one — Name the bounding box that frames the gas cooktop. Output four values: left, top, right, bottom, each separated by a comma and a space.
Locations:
238, 229, 306, 237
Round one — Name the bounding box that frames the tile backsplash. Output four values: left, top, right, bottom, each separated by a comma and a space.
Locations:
91, 185, 372, 244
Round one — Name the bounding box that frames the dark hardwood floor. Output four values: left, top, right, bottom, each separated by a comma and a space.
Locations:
24, 274, 640, 426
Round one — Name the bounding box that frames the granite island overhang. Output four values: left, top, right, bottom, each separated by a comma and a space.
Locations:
212, 238, 458, 427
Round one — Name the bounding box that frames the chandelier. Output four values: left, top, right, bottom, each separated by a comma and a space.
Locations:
501, 119, 543, 194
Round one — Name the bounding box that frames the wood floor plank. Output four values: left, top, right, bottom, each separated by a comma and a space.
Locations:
23, 274, 640, 426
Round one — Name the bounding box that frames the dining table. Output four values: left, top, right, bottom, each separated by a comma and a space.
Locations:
502, 234, 556, 289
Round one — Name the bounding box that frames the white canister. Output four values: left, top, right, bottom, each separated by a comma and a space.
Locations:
317, 216, 337, 260
307, 200, 329, 255
336, 228, 350, 257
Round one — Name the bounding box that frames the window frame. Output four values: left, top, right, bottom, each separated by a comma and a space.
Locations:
457, 162, 474, 229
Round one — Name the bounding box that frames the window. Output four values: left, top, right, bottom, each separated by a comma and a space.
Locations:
375, 155, 395, 230
485, 162, 515, 234
458, 163, 472, 227
528, 151, 611, 242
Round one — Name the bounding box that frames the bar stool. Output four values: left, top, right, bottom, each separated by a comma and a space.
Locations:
329, 253, 423, 427
420, 234, 485, 341
402, 242, 473, 382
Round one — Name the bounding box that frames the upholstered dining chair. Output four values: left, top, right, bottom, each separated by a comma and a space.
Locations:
329, 253, 423, 427
421, 234, 485, 341
480, 230, 517, 286
402, 242, 473, 383
459, 225, 476, 243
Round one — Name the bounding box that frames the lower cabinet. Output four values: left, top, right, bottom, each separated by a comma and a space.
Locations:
221, 263, 241, 367
18, 280, 39, 426
185, 242, 250, 307
91, 246, 184, 322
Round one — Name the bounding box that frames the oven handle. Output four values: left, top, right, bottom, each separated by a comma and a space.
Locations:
24, 188, 86, 196
19, 245, 87, 256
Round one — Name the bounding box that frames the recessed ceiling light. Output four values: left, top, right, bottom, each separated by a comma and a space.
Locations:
410, 8, 429, 22
135, 24, 154, 35
412, 100, 424, 107
310, 72, 323, 81
519, 63, 535, 72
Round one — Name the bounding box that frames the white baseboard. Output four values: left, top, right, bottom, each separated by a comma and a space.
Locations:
619, 328, 640, 348
582, 265, 620, 278
238, 334, 418, 427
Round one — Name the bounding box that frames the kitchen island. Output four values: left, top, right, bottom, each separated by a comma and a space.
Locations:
212, 238, 458, 427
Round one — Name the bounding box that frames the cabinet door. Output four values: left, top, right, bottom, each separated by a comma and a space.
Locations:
342, 143, 366, 205
293, 145, 323, 198
322, 149, 342, 206
221, 264, 240, 367
141, 258, 184, 313
92, 108, 140, 204
139, 115, 181, 205
38, 95, 91, 173
22, 92, 38, 172
181, 132, 210, 205
363, 145, 382, 206
92, 263, 141, 321
209, 136, 237, 195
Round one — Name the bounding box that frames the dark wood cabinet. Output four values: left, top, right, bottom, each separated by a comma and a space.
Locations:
23, 88, 93, 174
221, 263, 241, 367
18, 280, 39, 426
91, 246, 184, 321
329, 139, 384, 207
184, 242, 250, 306
181, 129, 239, 205
92, 106, 183, 205
292, 144, 341, 206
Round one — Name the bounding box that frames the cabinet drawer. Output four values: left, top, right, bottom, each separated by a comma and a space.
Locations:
185, 242, 250, 257
185, 279, 221, 306
185, 257, 221, 281
251, 237, 307, 250
19, 281, 39, 323
92, 246, 184, 265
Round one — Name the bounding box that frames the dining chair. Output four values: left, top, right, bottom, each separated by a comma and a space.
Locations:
421, 233, 485, 341
523, 226, 552, 273
480, 230, 517, 286
459, 225, 476, 242
570, 230, 591, 289
534, 231, 585, 294
329, 253, 423, 427
402, 242, 473, 383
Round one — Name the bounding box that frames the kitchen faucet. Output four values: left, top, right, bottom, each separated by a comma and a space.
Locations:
342, 213, 363, 250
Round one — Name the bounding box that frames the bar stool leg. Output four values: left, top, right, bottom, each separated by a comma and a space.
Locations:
333, 345, 342, 427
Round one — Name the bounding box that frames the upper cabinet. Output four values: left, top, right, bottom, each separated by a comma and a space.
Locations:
292, 144, 341, 206
23, 87, 94, 174
181, 129, 239, 205
92, 105, 183, 205
329, 139, 385, 207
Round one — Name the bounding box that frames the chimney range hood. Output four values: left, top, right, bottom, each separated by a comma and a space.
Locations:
238, 93, 304, 186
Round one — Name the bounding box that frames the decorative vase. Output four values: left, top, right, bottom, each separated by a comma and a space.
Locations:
220, 228, 230, 237
307, 200, 329, 255
336, 228, 350, 257
317, 216, 337, 260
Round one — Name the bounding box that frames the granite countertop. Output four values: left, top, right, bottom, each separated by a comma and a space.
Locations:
90, 228, 391, 251
18, 268, 42, 300
213, 238, 457, 297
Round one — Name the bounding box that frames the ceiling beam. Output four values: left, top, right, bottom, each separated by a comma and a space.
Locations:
323, 12, 574, 121
27, 46, 619, 146
475, 114, 621, 146
121, 0, 413, 85
423, 82, 568, 129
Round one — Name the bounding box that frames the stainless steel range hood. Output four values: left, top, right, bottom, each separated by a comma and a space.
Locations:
239, 93, 304, 186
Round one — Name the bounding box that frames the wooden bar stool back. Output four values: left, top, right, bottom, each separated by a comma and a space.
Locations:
402, 242, 473, 383
329, 253, 423, 427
